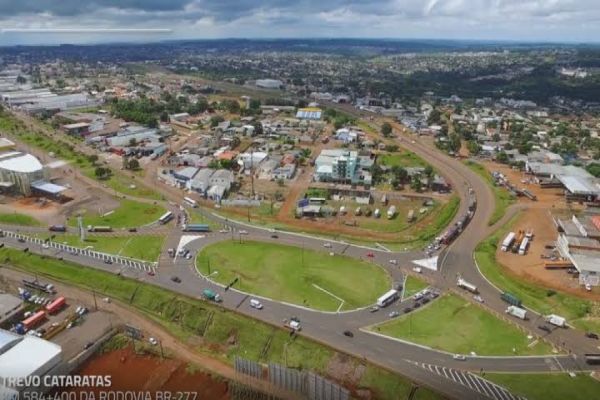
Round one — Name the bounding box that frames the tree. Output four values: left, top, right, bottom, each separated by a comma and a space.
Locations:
586, 163, 600, 178
370, 164, 384, 185
94, 167, 110, 179
424, 165, 434, 177
210, 115, 224, 127
391, 166, 408, 183
410, 176, 423, 192
427, 109, 441, 125
253, 121, 264, 136
467, 140, 481, 156
129, 138, 137, 147
385, 144, 399, 152
496, 151, 509, 164
448, 133, 461, 153
127, 159, 140, 170
87, 154, 99, 165
381, 122, 392, 137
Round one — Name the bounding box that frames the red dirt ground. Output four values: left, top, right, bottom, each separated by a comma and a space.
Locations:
66, 346, 229, 399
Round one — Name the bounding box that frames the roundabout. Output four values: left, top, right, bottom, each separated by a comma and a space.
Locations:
196, 240, 392, 312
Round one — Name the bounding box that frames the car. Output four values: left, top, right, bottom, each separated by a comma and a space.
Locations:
128, 228, 137, 232
388, 311, 400, 318
149, 337, 158, 345
388, 259, 397, 265
249, 299, 263, 309
473, 295, 484, 303
17, 238, 26, 243
323, 243, 332, 248
343, 330, 354, 338
219, 229, 229, 234
268, 229, 276, 233
84, 342, 94, 350
366, 252, 374, 258
104, 259, 113, 264
413, 302, 421, 308
147, 271, 155, 276
239, 230, 248, 235
412, 266, 422, 274
585, 332, 599, 339
185, 253, 192, 260
369, 306, 379, 313
78, 307, 88, 316
403, 307, 413, 313
42, 243, 49, 249
453, 354, 466, 361
171, 276, 181, 283
538, 325, 552, 333
270, 234, 279, 239
421, 298, 430, 304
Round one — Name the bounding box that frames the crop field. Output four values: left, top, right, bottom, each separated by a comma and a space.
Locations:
197, 240, 391, 311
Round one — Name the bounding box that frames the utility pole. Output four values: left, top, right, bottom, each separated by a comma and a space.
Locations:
92, 289, 98, 311
207, 257, 211, 276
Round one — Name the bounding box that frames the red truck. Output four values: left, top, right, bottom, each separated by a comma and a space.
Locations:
45, 296, 66, 314
23, 311, 46, 330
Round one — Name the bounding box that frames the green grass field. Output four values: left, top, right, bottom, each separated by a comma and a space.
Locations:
69, 199, 166, 228
197, 241, 391, 311
465, 160, 516, 226
379, 151, 429, 168
0, 247, 443, 400
475, 215, 600, 331
370, 294, 554, 356
485, 373, 600, 400
46, 234, 164, 261
0, 213, 41, 226
403, 275, 429, 299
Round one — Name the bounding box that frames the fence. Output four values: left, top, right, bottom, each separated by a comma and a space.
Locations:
235, 357, 349, 400
0, 229, 157, 273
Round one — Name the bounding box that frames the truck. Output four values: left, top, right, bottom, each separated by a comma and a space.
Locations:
284, 317, 301, 331
202, 289, 222, 303
407, 209, 415, 222
501, 292, 522, 307
506, 305, 527, 320
22, 310, 46, 331
22, 279, 55, 294
546, 314, 566, 328
441, 226, 459, 245
87, 225, 112, 232
518, 237, 529, 255
182, 224, 210, 232
45, 296, 66, 314
501, 232, 516, 252
457, 278, 478, 294
387, 206, 396, 219
48, 225, 67, 232
511, 230, 524, 253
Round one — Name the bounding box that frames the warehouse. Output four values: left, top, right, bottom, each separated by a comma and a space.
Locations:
0, 329, 62, 391
0, 293, 24, 325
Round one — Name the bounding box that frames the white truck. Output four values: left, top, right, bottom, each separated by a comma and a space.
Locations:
506, 305, 527, 320
546, 314, 566, 328
387, 206, 397, 219
457, 278, 478, 294
501, 232, 516, 252
518, 237, 529, 255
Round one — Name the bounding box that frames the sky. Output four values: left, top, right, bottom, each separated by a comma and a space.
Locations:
0, 0, 599, 45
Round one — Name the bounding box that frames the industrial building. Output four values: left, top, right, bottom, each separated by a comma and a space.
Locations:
0, 329, 62, 392
0, 152, 49, 196
556, 213, 600, 286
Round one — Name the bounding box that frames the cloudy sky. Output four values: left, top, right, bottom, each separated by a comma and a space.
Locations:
0, 0, 599, 45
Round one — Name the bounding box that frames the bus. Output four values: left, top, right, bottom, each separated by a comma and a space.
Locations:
158, 211, 174, 224
183, 197, 198, 208
376, 289, 399, 307
182, 224, 210, 232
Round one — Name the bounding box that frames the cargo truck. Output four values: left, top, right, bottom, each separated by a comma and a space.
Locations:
407, 209, 415, 222
22, 279, 55, 294
511, 230, 524, 253
457, 278, 478, 294
22, 310, 46, 331
182, 224, 210, 232
501, 232, 516, 251
87, 225, 112, 232
518, 237, 529, 255
202, 289, 222, 302
46, 296, 66, 314
506, 305, 527, 320
500, 292, 522, 307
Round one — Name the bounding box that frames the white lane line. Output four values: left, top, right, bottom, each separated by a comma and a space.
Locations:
311, 283, 346, 312
554, 356, 566, 372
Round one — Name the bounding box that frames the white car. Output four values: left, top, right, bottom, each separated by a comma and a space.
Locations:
453, 354, 467, 361
42, 243, 49, 249
219, 229, 229, 234
473, 295, 484, 303
149, 337, 158, 345
388, 259, 398, 265
249, 299, 263, 309
239, 230, 248, 235
412, 266, 422, 274
323, 243, 332, 248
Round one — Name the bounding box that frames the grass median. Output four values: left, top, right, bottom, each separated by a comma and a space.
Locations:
403, 275, 429, 299
485, 373, 600, 400
465, 160, 515, 226
0, 247, 441, 400
196, 240, 391, 311
0, 213, 41, 226
69, 199, 166, 228
370, 294, 554, 356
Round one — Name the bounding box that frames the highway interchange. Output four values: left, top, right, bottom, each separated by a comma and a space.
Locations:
1, 109, 600, 400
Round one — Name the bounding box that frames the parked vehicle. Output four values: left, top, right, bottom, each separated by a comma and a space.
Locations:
343, 330, 354, 338
500, 292, 522, 307
49, 225, 67, 232
46, 296, 66, 314
585, 332, 599, 340
388, 311, 400, 318
171, 276, 181, 283
538, 325, 552, 333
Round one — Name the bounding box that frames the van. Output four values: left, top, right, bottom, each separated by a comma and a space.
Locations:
250, 299, 263, 309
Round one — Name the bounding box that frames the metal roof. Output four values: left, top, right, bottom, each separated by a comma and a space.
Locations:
31, 181, 67, 194
0, 334, 62, 380
0, 329, 20, 353
0, 152, 43, 174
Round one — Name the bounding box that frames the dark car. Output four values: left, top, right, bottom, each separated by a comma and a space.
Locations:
171, 276, 181, 283
128, 228, 137, 232
343, 330, 354, 338
84, 342, 94, 350
403, 307, 413, 313
538, 325, 551, 333
18, 238, 26, 243
586, 332, 599, 340
270, 234, 279, 239
104, 259, 113, 264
